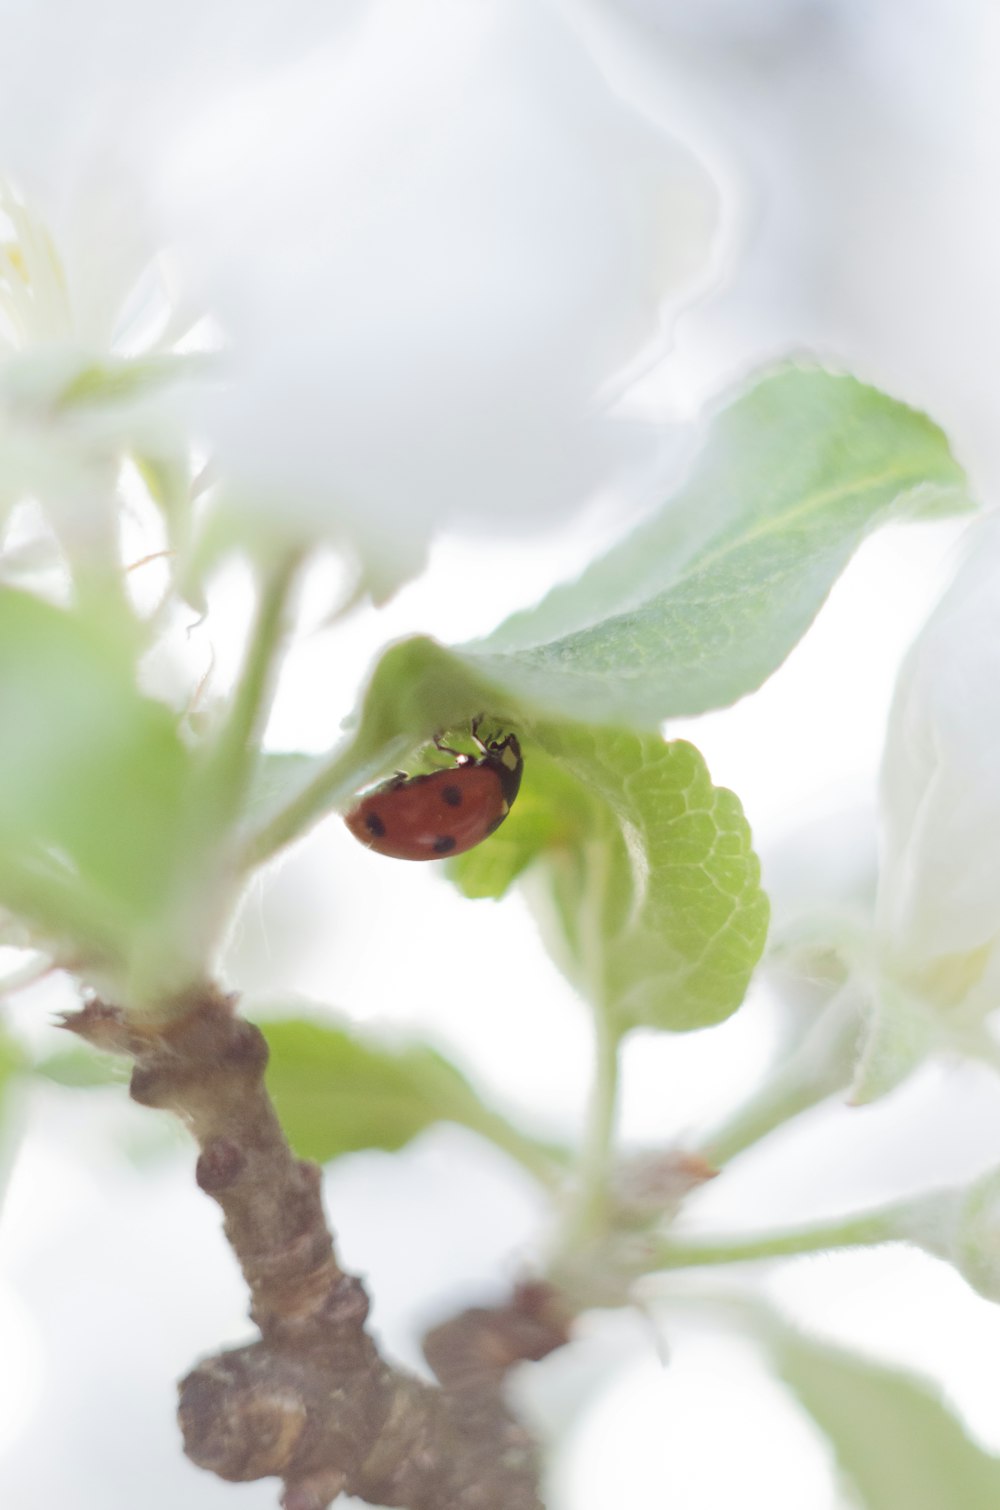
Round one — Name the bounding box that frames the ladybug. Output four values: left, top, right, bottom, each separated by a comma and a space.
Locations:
345, 720, 523, 861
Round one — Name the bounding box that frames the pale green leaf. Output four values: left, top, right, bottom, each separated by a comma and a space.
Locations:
0, 1026, 27, 1208
541, 728, 765, 1031
258, 1015, 563, 1181
0, 588, 192, 955
245, 753, 330, 837
244, 370, 968, 867
464, 368, 970, 723
445, 766, 579, 901
34, 1045, 126, 1088
249, 720, 767, 1034
241, 639, 504, 864
240, 365, 968, 899
775, 1330, 1000, 1510
456, 728, 767, 1033
0, 1027, 26, 1092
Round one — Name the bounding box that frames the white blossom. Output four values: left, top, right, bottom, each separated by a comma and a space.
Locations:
0, 0, 718, 597
0, 2, 375, 579
157, 0, 719, 594
877, 513, 1000, 1020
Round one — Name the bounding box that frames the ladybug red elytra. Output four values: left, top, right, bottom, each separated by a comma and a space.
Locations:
344, 720, 523, 861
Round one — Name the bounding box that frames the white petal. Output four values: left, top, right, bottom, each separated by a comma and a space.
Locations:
879, 513, 1000, 973
160, 0, 718, 588
0, 0, 362, 346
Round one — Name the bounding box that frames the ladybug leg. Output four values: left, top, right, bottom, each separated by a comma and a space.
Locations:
432, 732, 473, 769
470, 713, 489, 755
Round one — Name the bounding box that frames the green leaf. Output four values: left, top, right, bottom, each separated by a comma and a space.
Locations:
774, 1330, 1000, 1510
240, 638, 505, 864
0, 588, 191, 955
249, 723, 766, 1035
258, 1014, 563, 1181
33, 1045, 126, 1088
548, 729, 765, 1031
458, 728, 767, 1033
244, 753, 331, 837
0, 1026, 26, 1092
446, 766, 581, 901
464, 367, 969, 723
0, 1025, 27, 1206
243, 369, 968, 868
241, 366, 968, 887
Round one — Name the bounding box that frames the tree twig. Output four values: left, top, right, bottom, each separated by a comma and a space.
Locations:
61, 990, 569, 1510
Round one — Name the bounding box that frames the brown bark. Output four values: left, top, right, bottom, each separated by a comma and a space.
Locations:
62, 990, 569, 1510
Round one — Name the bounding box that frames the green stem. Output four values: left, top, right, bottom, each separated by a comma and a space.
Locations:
143, 553, 303, 1008
699, 1070, 833, 1169
554, 838, 622, 1251
466, 1111, 568, 1192
698, 986, 861, 1167
202, 553, 301, 839
574, 1009, 622, 1238
651, 1200, 928, 1272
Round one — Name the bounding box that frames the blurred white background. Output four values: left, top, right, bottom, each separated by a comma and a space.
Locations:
2, 0, 1000, 1505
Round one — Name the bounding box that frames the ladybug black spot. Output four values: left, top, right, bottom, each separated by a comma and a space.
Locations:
365, 812, 387, 837
432, 835, 457, 854
441, 785, 463, 808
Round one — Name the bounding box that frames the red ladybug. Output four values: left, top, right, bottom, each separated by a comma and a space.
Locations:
345, 721, 523, 861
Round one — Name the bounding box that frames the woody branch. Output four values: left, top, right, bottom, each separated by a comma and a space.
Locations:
62, 988, 568, 1510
